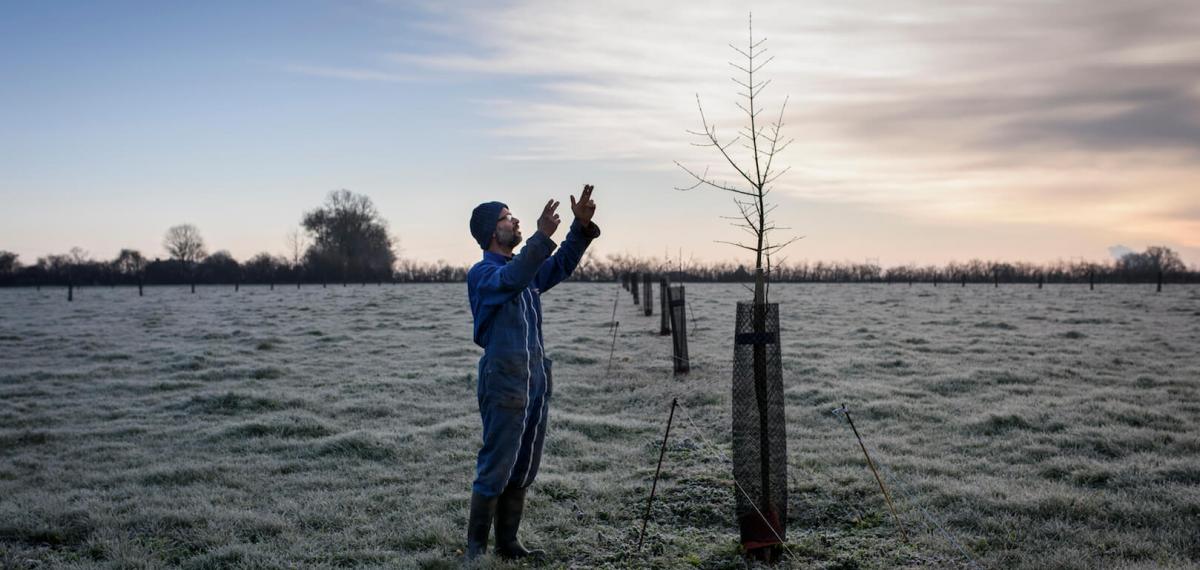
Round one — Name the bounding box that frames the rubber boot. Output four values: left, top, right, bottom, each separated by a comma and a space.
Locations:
494, 485, 544, 559
466, 491, 498, 560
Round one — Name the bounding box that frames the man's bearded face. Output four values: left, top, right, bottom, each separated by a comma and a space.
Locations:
495, 224, 521, 248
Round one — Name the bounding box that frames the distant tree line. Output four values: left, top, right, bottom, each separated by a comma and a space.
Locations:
583, 246, 1196, 284
1, 203, 1195, 288
0, 190, 405, 288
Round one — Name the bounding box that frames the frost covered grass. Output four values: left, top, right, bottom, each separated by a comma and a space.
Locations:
1, 282, 1198, 569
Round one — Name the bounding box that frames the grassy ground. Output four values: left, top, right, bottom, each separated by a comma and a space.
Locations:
1, 282, 1197, 569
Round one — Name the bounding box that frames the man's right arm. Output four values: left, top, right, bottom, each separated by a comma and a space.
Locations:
471, 232, 559, 300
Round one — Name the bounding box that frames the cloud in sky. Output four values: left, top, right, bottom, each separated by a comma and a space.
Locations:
281, 64, 415, 83
389, 0, 1200, 248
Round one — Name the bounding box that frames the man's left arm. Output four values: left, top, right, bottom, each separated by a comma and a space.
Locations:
533, 184, 599, 293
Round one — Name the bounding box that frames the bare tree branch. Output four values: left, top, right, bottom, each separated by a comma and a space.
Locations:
714, 240, 763, 253
673, 161, 758, 197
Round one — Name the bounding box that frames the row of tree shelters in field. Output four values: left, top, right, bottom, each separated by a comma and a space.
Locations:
620, 272, 691, 375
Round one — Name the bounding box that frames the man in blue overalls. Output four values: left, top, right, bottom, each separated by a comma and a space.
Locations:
465, 185, 599, 559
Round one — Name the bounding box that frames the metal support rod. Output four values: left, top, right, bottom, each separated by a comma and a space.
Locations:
637, 397, 677, 552
606, 321, 620, 375
609, 285, 620, 337
841, 403, 909, 543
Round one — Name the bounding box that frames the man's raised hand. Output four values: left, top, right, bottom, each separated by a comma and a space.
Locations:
537, 199, 561, 238
570, 184, 596, 227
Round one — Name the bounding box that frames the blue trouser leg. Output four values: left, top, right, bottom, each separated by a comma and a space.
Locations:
473, 397, 529, 497
508, 391, 549, 489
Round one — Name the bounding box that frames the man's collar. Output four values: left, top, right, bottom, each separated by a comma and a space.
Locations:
483, 250, 512, 263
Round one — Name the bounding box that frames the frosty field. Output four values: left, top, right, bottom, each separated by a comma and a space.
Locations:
1, 282, 1198, 569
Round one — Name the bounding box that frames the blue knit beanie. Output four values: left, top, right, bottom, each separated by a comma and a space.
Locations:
470, 201, 508, 250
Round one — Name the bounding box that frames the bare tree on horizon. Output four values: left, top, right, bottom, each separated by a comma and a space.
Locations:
164, 224, 206, 293
0, 250, 18, 276
285, 227, 309, 269
114, 249, 146, 276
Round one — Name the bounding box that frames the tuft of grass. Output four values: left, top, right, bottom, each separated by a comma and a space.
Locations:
254, 338, 281, 351
0, 505, 95, 548
93, 352, 133, 362
558, 413, 650, 442
249, 366, 286, 380
929, 376, 980, 396
337, 403, 392, 418
0, 430, 55, 448
978, 369, 1039, 385
183, 391, 293, 415
659, 475, 733, 529
308, 431, 396, 462
141, 466, 225, 487
220, 414, 335, 440
1061, 317, 1112, 325
396, 525, 455, 552
153, 380, 202, 391
1154, 465, 1200, 485
552, 352, 600, 365
974, 321, 1018, 330
1070, 467, 1114, 489
328, 549, 397, 566
180, 544, 283, 570
170, 356, 209, 371
971, 413, 1034, 435
1105, 407, 1184, 432
539, 479, 581, 502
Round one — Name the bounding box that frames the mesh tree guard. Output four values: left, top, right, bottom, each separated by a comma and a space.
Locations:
731, 301, 786, 552
632, 273, 640, 305
667, 285, 689, 374
643, 273, 653, 316
659, 277, 671, 335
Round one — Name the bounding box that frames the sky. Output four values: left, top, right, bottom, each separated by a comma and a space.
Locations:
3, 0, 1199, 268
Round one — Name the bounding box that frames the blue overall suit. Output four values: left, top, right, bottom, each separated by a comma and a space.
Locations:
467, 220, 600, 497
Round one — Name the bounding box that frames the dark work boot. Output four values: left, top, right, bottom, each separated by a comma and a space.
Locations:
494, 485, 545, 559
466, 491, 498, 560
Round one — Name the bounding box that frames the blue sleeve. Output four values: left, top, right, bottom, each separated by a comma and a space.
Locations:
533, 220, 601, 293
471, 232, 558, 305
